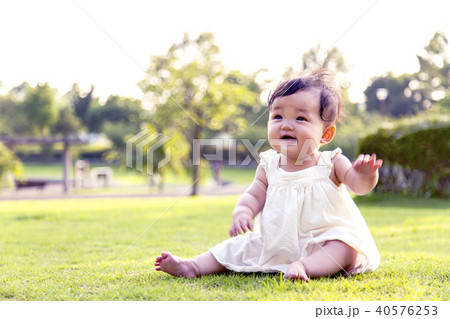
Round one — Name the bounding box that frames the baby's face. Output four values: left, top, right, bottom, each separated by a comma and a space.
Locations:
267, 90, 327, 160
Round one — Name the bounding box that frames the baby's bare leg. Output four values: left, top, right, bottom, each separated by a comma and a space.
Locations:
300, 240, 357, 279
155, 251, 226, 278
193, 252, 227, 275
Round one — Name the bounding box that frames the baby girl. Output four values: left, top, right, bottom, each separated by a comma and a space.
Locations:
155, 70, 382, 281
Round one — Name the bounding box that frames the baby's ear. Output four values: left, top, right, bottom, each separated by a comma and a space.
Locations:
320, 125, 336, 144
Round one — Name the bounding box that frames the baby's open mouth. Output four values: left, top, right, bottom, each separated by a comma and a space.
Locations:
281, 136, 296, 140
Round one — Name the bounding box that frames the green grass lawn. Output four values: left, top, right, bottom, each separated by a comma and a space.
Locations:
0, 195, 448, 300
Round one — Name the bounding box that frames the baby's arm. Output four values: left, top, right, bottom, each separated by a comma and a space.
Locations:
229, 165, 268, 237
331, 153, 383, 196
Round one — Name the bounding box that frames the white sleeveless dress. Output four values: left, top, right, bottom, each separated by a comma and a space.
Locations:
209, 148, 380, 275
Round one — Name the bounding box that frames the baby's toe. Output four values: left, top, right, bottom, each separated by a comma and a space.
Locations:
283, 272, 296, 280
161, 252, 171, 259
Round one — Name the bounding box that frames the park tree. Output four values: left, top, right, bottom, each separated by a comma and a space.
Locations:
52, 106, 82, 137
364, 31, 450, 117
410, 31, 450, 109
65, 83, 95, 127
364, 73, 418, 117
10, 82, 31, 102
208, 69, 267, 147
0, 82, 32, 136
0, 94, 22, 136
86, 95, 146, 149
21, 83, 58, 136
139, 32, 262, 195
49, 84, 94, 138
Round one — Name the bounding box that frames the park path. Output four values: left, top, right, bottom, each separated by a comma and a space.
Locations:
0, 183, 249, 201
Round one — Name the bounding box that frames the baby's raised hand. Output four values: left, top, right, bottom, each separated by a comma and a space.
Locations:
352, 154, 383, 179
229, 211, 254, 237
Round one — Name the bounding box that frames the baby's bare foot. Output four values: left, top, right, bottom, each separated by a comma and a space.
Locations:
284, 261, 309, 282
154, 252, 199, 278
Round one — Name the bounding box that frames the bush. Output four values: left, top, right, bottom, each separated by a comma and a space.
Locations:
358, 122, 449, 198
0, 141, 23, 188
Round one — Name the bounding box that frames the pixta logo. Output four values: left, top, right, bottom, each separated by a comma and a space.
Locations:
126, 129, 171, 175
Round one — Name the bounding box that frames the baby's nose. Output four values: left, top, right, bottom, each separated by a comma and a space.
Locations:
281, 121, 294, 130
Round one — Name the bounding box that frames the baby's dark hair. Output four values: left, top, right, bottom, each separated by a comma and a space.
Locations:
267, 70, 343, 125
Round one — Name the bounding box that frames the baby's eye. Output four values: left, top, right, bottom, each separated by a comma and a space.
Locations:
297, 116, 307, 121
273, 115, 282, 119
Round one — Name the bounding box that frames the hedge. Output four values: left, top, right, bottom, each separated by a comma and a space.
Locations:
358, 124, 449, 198
0, 141, 23, 188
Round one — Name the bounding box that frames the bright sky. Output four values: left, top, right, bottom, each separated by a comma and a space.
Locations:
0, 0, 449, 104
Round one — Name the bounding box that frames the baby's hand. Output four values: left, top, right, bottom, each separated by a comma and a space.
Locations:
352, 154, 383, 179
229, 211, 254, 237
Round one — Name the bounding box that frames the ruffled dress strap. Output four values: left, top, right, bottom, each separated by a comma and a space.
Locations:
317, 148, 342, 176
259, 149, 279, 182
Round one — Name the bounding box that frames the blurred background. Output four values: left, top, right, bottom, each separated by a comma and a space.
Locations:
0, 0, 448, 198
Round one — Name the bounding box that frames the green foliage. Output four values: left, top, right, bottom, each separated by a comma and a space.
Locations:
0, 94, 29, 136
1, 30, 448, 189
67, 84, 94, 125
21, 83, 58, 136
86, 95, 145, 136
323, 106, 384, 159
364, 73, 419, 117
84, 95, 147, 164
122, 123, 191, 185
364, 31, 450, 118
139, 32, 263, 194
414, 31, 449, 103
52, 107, 82, 137
356, 128, 395, 162
0, 82, 89, 138
0, 141, 22, 188
139, 32, 261, 132
358, 111, 449, 197
393, 127, 449, 172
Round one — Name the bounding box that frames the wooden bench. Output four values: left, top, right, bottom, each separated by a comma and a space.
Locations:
15, 179, 50, 190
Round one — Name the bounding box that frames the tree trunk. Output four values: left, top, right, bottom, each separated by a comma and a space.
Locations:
62, 140, 71, 194
190, 125, 203, 196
